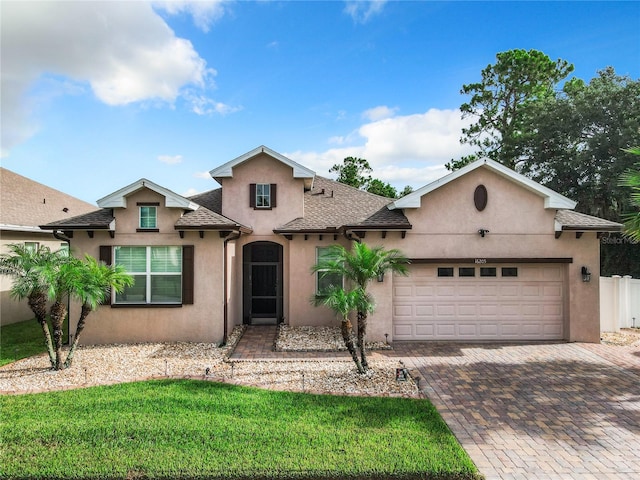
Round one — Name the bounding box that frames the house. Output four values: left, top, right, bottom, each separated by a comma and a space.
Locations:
42, 146, 622, 344
1, 168, 97, 325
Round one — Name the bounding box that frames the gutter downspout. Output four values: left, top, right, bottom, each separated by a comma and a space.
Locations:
223, 231, 241, 345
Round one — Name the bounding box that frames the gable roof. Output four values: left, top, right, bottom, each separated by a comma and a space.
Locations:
274, 176, 410, 234
209, 145, 315, 189
97, 178, 200, 210
390, 159, 577, 210
0, 167, 97, 233
555, 210, 622, 233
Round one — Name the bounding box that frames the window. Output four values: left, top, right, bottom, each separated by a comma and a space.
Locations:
502, 267, 518, 277
437, 267, 454, 277
316, 247, 343, 295
58, 243, 69, 256
24, 242, 39, 253
114, 246, 182, 304
459, 267, 475, 277
250, 183, 277, 209
480, 267, 497, 277
139, 206, 157, 229
256, 184, 271, 208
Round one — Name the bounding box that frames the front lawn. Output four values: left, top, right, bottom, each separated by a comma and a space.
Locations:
0, 380, 480, 480
0, 320, 45, 366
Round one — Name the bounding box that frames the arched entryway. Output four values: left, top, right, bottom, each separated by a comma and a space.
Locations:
242, 242, 283, 325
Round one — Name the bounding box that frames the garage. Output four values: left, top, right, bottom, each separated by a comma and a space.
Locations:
392, 263, 565, 341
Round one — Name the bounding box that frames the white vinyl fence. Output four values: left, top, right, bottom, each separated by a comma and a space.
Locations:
601, 276, 640, 332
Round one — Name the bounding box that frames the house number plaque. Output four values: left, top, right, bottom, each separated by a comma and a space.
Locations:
474, 258, 487, 264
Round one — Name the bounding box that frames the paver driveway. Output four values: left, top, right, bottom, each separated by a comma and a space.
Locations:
394, 342, 640, 479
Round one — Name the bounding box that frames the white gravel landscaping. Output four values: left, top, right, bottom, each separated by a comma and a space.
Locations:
0, 326, 420, 397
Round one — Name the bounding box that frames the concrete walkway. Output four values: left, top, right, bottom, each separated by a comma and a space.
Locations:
231, 328, 640, 479
395, 341, 640, 480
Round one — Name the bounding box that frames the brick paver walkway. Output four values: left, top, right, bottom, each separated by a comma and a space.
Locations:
394, 342, 640, 480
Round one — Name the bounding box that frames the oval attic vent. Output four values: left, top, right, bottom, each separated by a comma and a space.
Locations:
474, 184, 488, 211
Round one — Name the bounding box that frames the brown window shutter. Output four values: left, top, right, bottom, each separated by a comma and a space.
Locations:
182, 245, 194, 305
249, 184, 256, 208
99, 246, 112, 305
99, 246, 112, 265
270, 184, 277, 208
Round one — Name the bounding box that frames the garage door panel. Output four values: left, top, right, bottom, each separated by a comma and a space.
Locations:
415, 324, 435, 336
393, 264, 564, 341
437, 304, 456, 316
415, 305, 434, 316
393, 305, 413, 317
394, 286, 413, 297
415, 286, 434, 297
436, 324, 456, 337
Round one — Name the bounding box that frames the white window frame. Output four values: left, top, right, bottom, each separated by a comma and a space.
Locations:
139, 206, 157, 229
255, 184, 271, 208
113, 246, 182, 304
24, 241, 39, 253
315, 247, 344, 295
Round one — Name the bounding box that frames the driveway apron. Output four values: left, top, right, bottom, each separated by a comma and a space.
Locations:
394, 342, 640, 479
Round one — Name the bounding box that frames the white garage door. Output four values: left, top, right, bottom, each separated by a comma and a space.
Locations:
392, 264, 565, 341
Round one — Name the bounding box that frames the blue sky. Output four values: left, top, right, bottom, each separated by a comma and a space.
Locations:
2, 1, 639, 204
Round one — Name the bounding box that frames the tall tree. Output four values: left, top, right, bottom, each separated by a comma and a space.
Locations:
520, 69, 640, 275
448, 49, 573, 170
312, 242, 408, 370
329, 156, 400, 198
329, 157, 373, 189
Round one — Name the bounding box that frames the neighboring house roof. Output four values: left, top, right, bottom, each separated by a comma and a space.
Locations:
274, 176, 410, 234
555, 210, 623, 232
391, 159, 577, 210
210, 145, 316, 190
0, 167, 97, 233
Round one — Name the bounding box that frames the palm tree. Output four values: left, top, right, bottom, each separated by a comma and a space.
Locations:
64, 256, 132, 368
312, 286, 371, 373
620, 147, 640, 242
0, 244, 59, 368
312, 242, 409, 370
39, 254, 79, 370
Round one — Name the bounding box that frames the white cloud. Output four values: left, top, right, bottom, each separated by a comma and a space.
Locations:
362, 105, 398, 121
182, 187, 203, 197
158, 154, 184, 165
194, 171, 213, 179
344, 0, 387, 24
0, 1, 227, 156
153, 1, 227, 33
185, 92, 242, 115
286, 108, 475, 190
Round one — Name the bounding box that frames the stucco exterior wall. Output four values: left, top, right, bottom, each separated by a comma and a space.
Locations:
219, 154, 305, 235
67, 189, 226, 345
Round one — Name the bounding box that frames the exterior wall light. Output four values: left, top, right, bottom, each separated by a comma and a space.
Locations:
581, 266, 591, 282
478, 228, 490, 238
377, 272, 384, 282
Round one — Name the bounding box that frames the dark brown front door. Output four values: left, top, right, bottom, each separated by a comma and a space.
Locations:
243, 242, 283, 325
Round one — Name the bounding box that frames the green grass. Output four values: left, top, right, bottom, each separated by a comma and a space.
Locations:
0, 380, 480, 480
1, 316, 71, 366
0, 319, 46, 366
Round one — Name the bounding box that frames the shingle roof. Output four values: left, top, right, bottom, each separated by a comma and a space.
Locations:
43, 209, 115, 229
275, 176, 411, 233
555, 210, 623, 231
41, 188, 250, 232
1, 167, 97, 230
